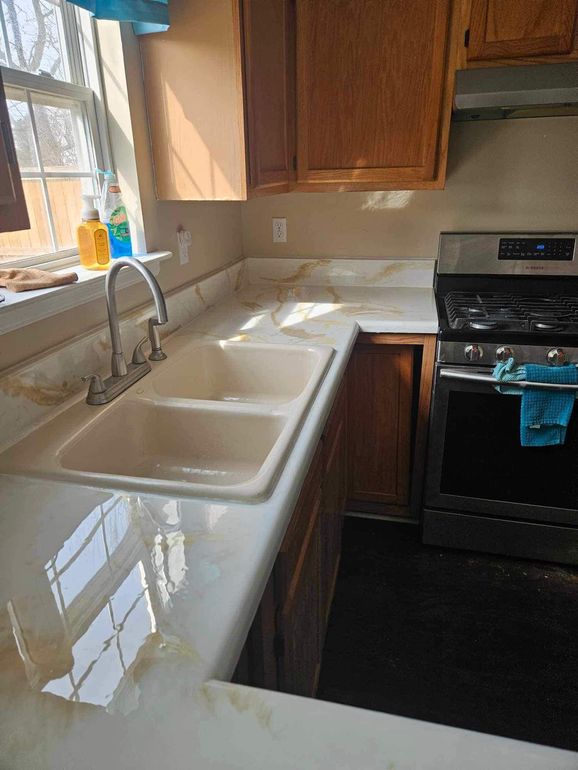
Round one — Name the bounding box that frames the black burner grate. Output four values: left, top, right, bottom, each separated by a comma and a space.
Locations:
444, 292, 578, 332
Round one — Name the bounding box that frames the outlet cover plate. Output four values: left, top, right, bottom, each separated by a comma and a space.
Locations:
272, 217, 287, 243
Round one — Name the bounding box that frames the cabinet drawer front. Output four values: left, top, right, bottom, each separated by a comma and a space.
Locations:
468, 0, 578, 61
296, 0, 451, 186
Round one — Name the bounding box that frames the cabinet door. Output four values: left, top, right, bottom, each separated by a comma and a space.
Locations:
468, 0, 578, 61
278, 498, 322, 697
232, 571, 278, 689
320, 381, 347, 626
242, 0, 296, 196
276, 444, 323, 697
0, 71, 29, 233
296, 0, 452, 191
348, 344, 414, 509
139, 0, 248, 201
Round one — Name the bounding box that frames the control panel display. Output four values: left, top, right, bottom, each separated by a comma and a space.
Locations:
498, 238, 575, 261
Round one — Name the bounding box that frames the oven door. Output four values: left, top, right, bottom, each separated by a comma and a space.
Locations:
424, 365, 578, 524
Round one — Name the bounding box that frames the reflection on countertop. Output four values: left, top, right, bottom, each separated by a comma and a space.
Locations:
5, 494, 196, 714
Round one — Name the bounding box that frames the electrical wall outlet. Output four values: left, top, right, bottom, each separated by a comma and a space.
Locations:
272, 217, 287, 243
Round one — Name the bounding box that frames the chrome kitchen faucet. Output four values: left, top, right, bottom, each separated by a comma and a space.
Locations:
83, 258, 168, 405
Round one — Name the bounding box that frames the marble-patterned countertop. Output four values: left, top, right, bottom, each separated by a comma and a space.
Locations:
1, 273, 576, 769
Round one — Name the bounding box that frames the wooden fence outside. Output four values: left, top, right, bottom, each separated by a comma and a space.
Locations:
0, 178, 82, 262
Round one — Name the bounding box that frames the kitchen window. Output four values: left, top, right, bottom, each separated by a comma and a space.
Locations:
0, 0, 110, 268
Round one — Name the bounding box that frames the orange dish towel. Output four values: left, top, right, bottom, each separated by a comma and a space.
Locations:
0, 268, 78, 293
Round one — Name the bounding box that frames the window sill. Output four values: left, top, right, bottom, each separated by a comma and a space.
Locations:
0, 252, 173, 335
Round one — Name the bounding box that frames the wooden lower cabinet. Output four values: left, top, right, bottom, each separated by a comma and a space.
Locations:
233, 334, 436, 692
348, 343, 414, 509
348, 333, 436, 519
278, 502, 323, 696
233, 381, 346, 697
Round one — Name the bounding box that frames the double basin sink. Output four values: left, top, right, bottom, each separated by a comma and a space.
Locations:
0, 341, 334, 501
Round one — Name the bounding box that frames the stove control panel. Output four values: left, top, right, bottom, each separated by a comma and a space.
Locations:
439, 341, 578, 367
498, 237, 575, 261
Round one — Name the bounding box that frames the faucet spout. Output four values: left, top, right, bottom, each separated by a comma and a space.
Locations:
105, 258, 168, 377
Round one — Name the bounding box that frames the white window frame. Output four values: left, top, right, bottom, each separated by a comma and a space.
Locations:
0, 1, 113, 270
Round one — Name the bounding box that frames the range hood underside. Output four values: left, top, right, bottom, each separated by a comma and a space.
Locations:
453, 63, 578, 121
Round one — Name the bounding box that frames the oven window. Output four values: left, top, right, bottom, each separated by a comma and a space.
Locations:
440, 391, 578, 509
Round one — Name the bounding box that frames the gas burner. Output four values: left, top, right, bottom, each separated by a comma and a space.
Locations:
444, 291, 578, 335
469, 319, 500, 330
532, 320, 567, 331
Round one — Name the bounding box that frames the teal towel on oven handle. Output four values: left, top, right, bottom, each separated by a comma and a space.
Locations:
493, 357, 526, 394
521, 364, 578, 447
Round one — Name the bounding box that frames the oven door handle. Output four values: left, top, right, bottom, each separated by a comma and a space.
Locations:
439, 368, 578, 391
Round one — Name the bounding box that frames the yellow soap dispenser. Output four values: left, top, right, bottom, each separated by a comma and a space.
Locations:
77, 194, 111, 270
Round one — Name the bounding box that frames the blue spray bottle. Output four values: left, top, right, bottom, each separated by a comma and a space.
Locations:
99, 170, 133, 258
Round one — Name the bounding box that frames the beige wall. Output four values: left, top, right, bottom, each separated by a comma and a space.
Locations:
242, 117, 578, 259
1, 24, 243, 373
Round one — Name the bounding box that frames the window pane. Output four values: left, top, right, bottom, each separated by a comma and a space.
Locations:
1, 0, 69, 80
47, 176, 94, 250
4, 86, 39, 171
32, 92, 92, 172
0, 179, 52, 260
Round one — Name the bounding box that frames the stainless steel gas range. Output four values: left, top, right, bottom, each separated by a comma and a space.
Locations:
422, 232, 578, 565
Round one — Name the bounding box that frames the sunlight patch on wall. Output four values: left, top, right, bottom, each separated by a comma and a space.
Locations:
362, 190, 415, 211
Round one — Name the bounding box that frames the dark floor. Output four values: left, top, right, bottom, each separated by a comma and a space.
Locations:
317, 516, 578, 751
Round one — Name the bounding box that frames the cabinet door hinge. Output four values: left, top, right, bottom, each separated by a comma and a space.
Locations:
464, 28, 470, 47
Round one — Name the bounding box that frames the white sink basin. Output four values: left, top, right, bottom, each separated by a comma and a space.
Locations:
0, 340, 334, 501
59, 401, 286, 493
151, 341, 330, 404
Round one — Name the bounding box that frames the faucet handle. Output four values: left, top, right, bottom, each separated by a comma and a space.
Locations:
131, 336, 149, 365
81, 374, 106, 395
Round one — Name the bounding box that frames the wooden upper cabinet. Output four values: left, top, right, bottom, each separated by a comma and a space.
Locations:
242, 0, 296, 195
296, 0, 456, 191
139, 0, 295, 201
467, 0, 578, 61
0, 71, 29, 233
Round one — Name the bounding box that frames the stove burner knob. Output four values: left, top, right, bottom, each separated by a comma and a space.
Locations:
495, 346, 513, 362
465, 344, 483, 362
547, 348, 566, 366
